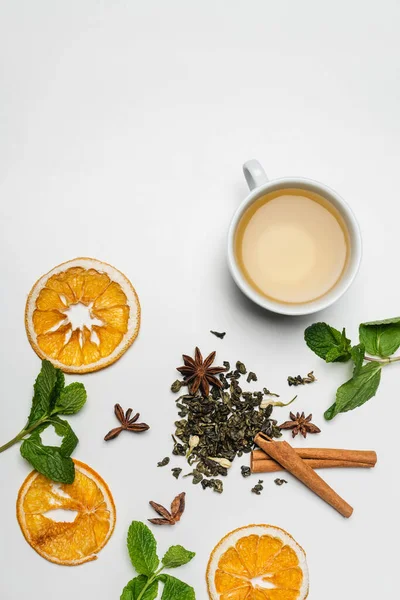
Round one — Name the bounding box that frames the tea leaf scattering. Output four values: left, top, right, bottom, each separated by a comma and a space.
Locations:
104, 404, 150, 441
122, 521, 195, 599
210, 330, 226, 339
274, 478, 288, 486
171, 467, 182, 479
287, 372, 316, 386
171, 348, 282, 493
305, 318, 400, 419
251, 480, 264, 495
279, 412, 321, 439
241, 466, 251, 478
157, 457, 170, 467
148, 492, 186, 526
0, 360, 86, 483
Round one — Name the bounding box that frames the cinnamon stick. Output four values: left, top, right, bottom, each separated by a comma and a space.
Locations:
254, 433, 354, 518
252, 448, 377, 466
251, 457, 373, 474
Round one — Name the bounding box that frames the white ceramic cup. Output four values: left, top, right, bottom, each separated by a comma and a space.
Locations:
227, 160, 362, 316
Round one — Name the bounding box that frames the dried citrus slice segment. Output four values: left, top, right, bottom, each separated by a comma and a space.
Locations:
92, 281, 128, 310
57, 328, 83, 366
92, 305, 129, 333
32, 310, 67, 335
92, 324, 123, 357
37, 323, 72, 359
16, 460, 116, 566
207, 525, 309, 600
81, 325, 101, 365
25, 258, 140, 373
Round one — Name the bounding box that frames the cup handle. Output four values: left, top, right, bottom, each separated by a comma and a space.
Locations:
243, 159, 269, 191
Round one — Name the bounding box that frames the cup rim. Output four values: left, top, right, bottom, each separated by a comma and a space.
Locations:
228, 176, 362, 316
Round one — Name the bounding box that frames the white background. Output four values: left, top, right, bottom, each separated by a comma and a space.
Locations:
1, 1, 399, 598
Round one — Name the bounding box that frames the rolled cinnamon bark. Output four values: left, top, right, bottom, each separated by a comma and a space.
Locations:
254, 433, 354, 518
251, 457, 373, 473
252, 448, 377, 466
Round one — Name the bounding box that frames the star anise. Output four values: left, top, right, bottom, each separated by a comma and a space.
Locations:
176, 347, 225, 397
148, 492, 186, 526
278, 412, 321, 439
104, 403, 150, 441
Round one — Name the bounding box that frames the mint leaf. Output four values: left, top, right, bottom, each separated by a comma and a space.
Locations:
53, 382, 87, 415
351, 343, 365, 376
159, 574, 195, 600
120, 575, 158, 600
27, 360, 58, 426
48, 417, 78, 457
162, 545, 195, 569
305, 323, 351, 362
324, 362, 381, 420
359, 317, 400, 357
127, 521, 159, 576
20, 429, 75, 483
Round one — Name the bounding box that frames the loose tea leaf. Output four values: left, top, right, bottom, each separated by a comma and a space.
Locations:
247, 371, 257, 383
171, 380, 183, 393
287, 372, 316, 386
210, 330, 226, 339
148, 492, 186, 526
171, 468, 182, 479
170, 353, 281, 493
201, 478, 223, 493
241, 466, 251, 478
251, 480, 264, 495
274, 478, 288, 486
279, 412, 321, 438
157, 457, 170, 467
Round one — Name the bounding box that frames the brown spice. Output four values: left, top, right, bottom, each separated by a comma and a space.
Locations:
104, 404, 149, 441
176, 347, 225, 396
148, 492, 186, 526
279, 412, 321, 439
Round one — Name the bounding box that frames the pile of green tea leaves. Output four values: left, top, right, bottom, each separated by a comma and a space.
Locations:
0, 360, 86, 483
171, 361, 282, 493
121, 521, 195, 600
305, 317, 400, 420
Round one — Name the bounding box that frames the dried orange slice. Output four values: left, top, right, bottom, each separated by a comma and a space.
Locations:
16, 460, 116, 566
25, 258, 140, 373
206, 524, 309, 600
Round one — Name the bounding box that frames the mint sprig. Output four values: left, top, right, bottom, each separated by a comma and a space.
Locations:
0, 360, 86, 482
122, 521, 195, 600
305, 319, 400, 420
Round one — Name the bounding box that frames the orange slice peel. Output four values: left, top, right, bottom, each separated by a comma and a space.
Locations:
16, 460, 116, 566
206, 524, 309, 600
25, 257, 140, 373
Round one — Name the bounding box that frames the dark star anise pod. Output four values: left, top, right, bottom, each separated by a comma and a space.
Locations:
104, 403, 150, 441
278, 411, 321, 439
176, 347, 225, 397
148, 492, 186, 526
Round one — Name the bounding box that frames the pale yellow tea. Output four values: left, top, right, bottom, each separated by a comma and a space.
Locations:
235, 188, 349, 304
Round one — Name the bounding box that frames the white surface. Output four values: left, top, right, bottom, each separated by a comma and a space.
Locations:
0, 1, 399, 598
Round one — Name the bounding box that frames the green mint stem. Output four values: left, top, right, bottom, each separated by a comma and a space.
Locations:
0, 417, 48, 454
136, 567, 164, 600
364, 355, 400, 364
